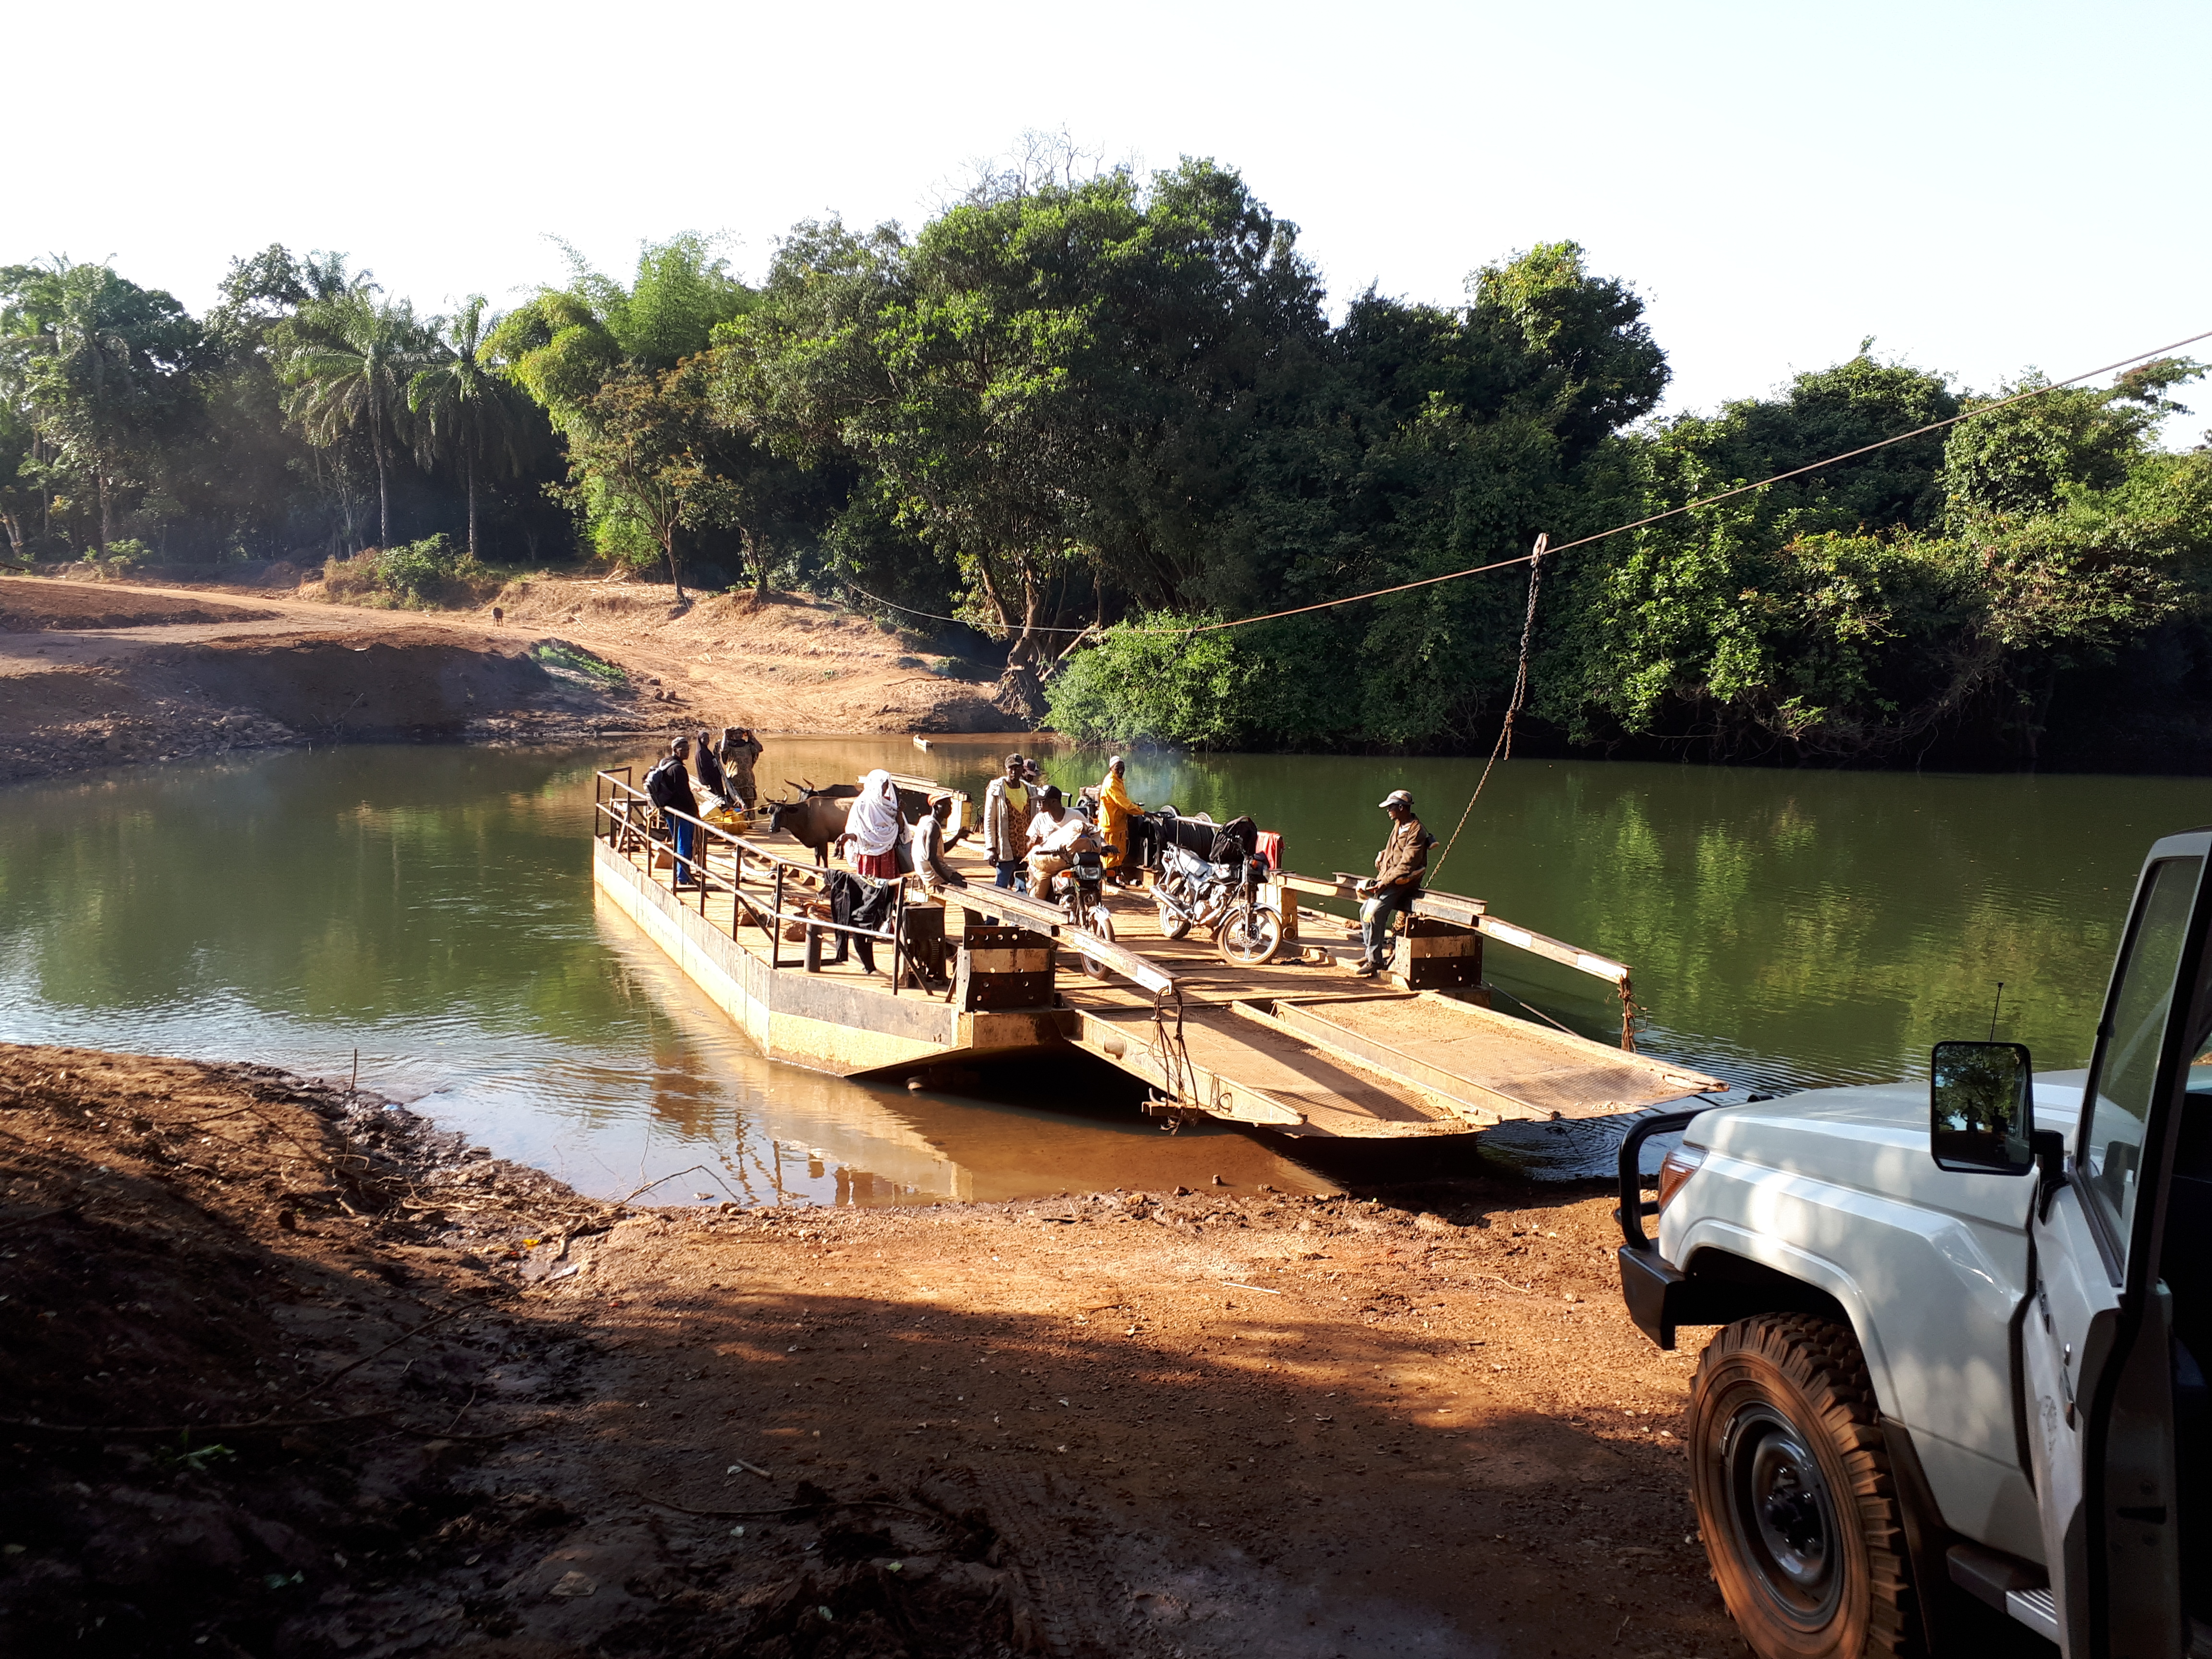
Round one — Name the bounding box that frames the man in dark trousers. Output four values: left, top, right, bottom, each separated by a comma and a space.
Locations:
688, 730, 729, 808
644, 738, 700, 889
1353, 788, 1432, 978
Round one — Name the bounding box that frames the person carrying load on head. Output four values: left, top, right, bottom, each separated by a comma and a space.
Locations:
982, 753, 1030, 891
643, 737, 701, 890
1096, 755, 1142, 886
717, 726, 764, 809
1353, 789, 1431, 979
839, 769, 904, 878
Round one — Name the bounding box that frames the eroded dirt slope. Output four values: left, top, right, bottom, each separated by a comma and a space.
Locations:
0, 1042, 1738, 1659
0, 571, 1012, 786
0, 585, 276, 632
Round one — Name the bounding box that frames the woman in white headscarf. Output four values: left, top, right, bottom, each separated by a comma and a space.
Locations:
842, 769, 904, 878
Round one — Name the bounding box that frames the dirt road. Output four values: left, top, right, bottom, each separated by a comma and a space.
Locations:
0, 1042, 1737, 1658
0, 571, 1010, 785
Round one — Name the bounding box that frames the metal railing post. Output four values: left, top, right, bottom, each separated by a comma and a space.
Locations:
771, 866, 785, 970
890, 880, 905, 996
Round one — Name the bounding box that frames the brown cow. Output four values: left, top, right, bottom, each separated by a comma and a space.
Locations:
767, 794, 854, 868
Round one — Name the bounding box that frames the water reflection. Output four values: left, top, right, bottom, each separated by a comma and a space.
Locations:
0, 744, 1327, 1205
0, 739, 2195, 1203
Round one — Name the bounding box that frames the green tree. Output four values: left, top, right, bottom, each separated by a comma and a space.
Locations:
746, 160, 1330, 715
487, 236, 754, 580
1542, 350, 2210, 763
553, 360, 730, 601
283, 292, 435, 546
0, 394, 35, 564
1942, 358, 2203, 521
0, 258, 201, 553
1174, 240, 1669, 748
408, 296, 538, 557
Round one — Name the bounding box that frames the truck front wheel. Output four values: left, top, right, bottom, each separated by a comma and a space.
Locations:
1690, 1314, 1918, 1659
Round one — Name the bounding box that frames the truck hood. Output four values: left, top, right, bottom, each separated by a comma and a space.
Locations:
1679, 1069, 2086, 1229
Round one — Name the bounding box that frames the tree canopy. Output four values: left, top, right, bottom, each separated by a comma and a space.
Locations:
4, 155, 2206, 769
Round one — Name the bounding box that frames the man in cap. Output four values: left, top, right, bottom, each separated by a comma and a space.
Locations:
1353, 789, 1432, 978
643, 737, 701, 889
981, 753, 1031, 890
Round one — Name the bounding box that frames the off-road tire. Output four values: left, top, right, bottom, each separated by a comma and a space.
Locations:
1689, 1313, 1918, 1659
1156, 895, 1192, 941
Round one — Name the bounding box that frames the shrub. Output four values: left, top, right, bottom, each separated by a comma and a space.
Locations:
81, 539, 152, 577
320, 536, 497, 609
1045, 615, 1259, 749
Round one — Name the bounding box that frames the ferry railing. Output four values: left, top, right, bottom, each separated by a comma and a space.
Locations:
1276, 866, 1639, 1046
592, 770, 912, 993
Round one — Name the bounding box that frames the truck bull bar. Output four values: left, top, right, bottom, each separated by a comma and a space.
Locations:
1615, 1104, 1723, 1350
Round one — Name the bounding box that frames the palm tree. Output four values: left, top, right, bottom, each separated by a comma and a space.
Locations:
407, 297, 534, 558
283, 294, 432, 546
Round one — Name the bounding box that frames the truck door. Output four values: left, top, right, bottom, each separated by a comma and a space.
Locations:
2025, 834, 2209, 1659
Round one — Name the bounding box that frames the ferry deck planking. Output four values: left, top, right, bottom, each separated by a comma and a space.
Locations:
588, 770, 1727, 1140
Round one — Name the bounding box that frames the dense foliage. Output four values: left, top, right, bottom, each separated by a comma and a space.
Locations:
3, 147, 2205, 766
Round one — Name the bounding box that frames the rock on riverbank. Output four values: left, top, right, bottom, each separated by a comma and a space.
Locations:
0, 1043, 1735, 1657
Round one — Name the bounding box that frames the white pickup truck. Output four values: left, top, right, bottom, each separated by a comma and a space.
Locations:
1617, 828, 2212, 1659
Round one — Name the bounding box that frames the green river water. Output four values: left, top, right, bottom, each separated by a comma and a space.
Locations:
0, 736, 2202, 1205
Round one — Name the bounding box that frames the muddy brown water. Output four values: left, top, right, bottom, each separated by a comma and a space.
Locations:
1, 738, 2199, 1205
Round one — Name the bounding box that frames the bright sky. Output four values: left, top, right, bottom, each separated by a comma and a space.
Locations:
13, 0, 2209, 438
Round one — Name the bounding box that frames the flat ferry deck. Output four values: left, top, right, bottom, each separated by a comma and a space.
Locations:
589, 771, 1726, 1140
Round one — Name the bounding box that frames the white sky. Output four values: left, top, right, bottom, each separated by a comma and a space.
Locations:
12, 0, 2209, 439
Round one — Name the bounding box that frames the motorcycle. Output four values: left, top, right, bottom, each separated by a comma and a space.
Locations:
1153, 842, 1284, 966
1044, 823, 1118, 977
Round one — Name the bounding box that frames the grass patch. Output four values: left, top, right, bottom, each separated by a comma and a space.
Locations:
532, 640, 627, 684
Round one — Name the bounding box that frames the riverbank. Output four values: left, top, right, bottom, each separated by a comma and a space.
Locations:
1, 1041, 1734, 1658
0, 570, 1010, 787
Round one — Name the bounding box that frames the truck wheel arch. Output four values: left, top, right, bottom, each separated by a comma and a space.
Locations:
1675, 1246, 1851, 1328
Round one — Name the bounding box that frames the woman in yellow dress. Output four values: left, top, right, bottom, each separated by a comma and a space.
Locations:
1096, 755, 1142, 886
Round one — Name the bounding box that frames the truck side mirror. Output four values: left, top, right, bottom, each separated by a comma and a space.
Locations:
1931, 1040, 2035, 1174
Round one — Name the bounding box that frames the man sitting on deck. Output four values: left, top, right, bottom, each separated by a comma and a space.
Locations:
644, 739, 701, 890
1353, 789, 1432, 978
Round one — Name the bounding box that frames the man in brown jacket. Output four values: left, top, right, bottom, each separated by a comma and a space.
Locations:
1354, 789, 1432, 978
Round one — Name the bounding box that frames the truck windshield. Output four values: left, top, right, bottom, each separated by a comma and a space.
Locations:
2085, 854, 2204, 1254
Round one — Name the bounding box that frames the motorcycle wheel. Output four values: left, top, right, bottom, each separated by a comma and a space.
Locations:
1081, 906, 1116, 977
1217, 902, 1283, 966
1156, 892, 1192, 941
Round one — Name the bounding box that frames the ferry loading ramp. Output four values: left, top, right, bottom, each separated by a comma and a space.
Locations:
589, 769, 1726, 1140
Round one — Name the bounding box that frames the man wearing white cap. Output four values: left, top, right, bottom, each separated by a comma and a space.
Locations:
1353, 789, 1431, 978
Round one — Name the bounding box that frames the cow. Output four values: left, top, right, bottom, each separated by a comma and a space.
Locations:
766, 793, 855, 868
